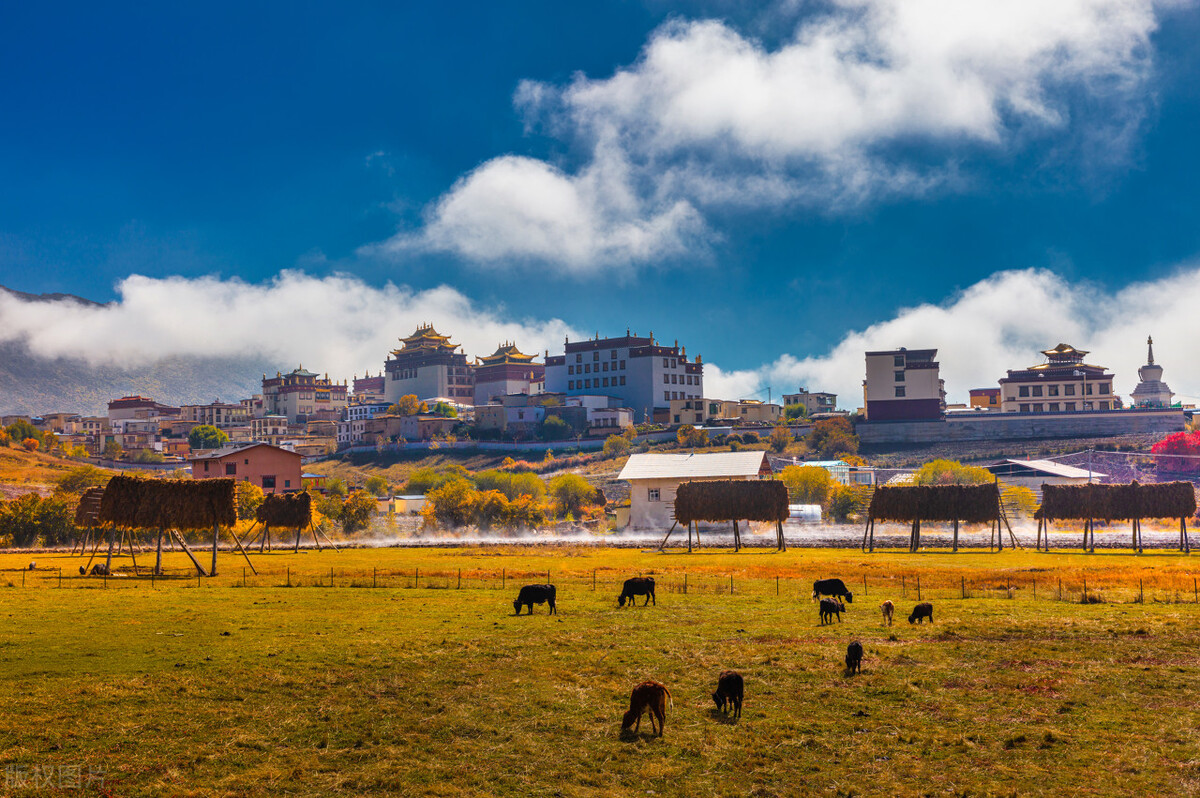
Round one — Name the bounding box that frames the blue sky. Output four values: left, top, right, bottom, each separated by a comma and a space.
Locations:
2, 2, 1200, 404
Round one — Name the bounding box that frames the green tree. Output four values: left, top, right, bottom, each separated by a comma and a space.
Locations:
1001, 485, 1039, 519
826, 484, 872, 523
103, 439, 124, 460
234, 480, 265, 521
768, 425, 793, 453
388, 394, 420, 416
473, 489, 510, 530
431, 401, 458, 418
784, 403, 807, 420
340, 491, 377, 534
602, 434, 631, 458
0, 494, 74, 547
474, 470, 546, 501
913, 459, 993, 486
547, 473, 599, 518
779, 465, 833, 505
807, 417, 860, 459
325, 477, 348, 498
404, 465, 471, 494
539, 415, 571, 441
313, 492, 344, 521
365, 475, 390, 497
5, 420, 42, 447
425, 477, 477, 527
133, 448, 165, 463
188, 424, 229, 450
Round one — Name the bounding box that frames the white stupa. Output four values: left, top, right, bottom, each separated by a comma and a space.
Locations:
1130, 336, 1174, 408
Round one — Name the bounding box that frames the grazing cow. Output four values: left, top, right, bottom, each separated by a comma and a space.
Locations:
27, 561, 36, 571
81, 563, 109, 576
909, 602, 934, 624
712, 670, 743, 719
618, 577, 656, 607
845, 641, 863, 674
880, 600, 894, 626
622, 680, 672, 737
819, 597, 845, 625
513, 584, 557, 615
813, 578, 854, 604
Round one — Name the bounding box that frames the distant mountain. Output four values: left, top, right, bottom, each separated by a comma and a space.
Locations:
0, 286, 273, 416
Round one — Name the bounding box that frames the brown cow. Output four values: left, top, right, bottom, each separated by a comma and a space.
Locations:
880, 600, 894, 626
622, 681, 673, 737
712, 671, 743, 719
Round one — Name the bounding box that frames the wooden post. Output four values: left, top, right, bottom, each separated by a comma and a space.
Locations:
243, 567, 246, 588
261, 524, 270, 553
104, 525, 117, 573
592, 569, 596, 591
952, 518, 959, 553
228, 526, 260, 575
732, 520, 740, 552
961, 576, 965, 599
1082, 575, 1087, 603
502, 568, 505, 590
209, 523, 220, 577
916, 575, 921, 601
684, 572, 687, 594
154, 526, 164, 576
657, 520, 678, 552
287, 566, 290, 587
902, 575, 906, 597
458, 569, 461, 590
1036, 517, 1043, 551
729, 574, 733, 595
374, 567, 377, 588
294, 526, 302, 553
862, 574, 867, 596
58, 568, 61, 589
1139, 579, 1144, 604
331, 566, 334, 588
777, 519, 786, 552
170, 529, 208, 576
776, 575, 779, 595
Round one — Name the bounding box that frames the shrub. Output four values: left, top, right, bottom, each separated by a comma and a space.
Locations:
547, 473, 600, 518
425, 477, 477, 527
0, 494, 74, 547
22, 438, 39, 452
539, 415, 571, 441
56, 465, 110, 495
1152, 431, 1200, 474
913, 459, 993, 486
742, 431, 760, 444
365, 475, 390, 497
340, 491, 377, 534
807, 417, 860, 459
5, 420, 42, 447
602, 434, 631, 458
768, 426, 793, 453
132, 449, 165, 463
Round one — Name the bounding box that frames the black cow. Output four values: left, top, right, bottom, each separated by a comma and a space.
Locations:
845, 641, 863, 674
813, 578, 854, 604
513, 584, 557, 615
819, 597, 845, 625
618, 577, 656, 607
909, 602, 933, 624
81, 563, 109, 576
712, 670, 743, 719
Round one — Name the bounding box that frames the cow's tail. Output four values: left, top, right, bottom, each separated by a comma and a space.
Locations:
664, 685, 673, 709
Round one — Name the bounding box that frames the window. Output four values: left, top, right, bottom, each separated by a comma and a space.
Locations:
1031, 386, 1042, 397
568, 366, 574, 375
602, 378, 609, 387
893, 355, 904, 367
1065, 402, 1076, 411
611, 350, 617, 359
1065, 384, 1076, 396
1084, 401, 1094, 410
585, 379, 591, 388
284, 480, 291, 488
567, 381, 573, 390
671, 374, 677, 384
593, 351, 599, 361
262, 475, 276, 489
673, 415, 680, 424
1048, 385, 1059, 397
620, 377, 626, 386
575, 354, 582, 363
619, 360, 625, 369
244, 459, 250, 465
1048, 403, 1060, 412
663, 375, 669, 384
203, 461, 210, 472
895, 386, 906, 397
1099, 383, 1110, 395
602, 362, 608, 372
1019, 386, 1030, 397
225, 463, 237, 475
648, 488, 660, 502
1019, 404, 1030, 412
584, 364, 591, 374
663, 358, 669, 367
664, 391, 670, 401
894, 370, 905, 382
1086, 383, 1093, 395
1099, 401, 1110, 410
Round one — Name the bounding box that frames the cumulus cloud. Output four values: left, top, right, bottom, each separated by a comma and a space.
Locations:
0, 271, 578, 375
715, 266, 1200, 407
385, 0, 1165, 271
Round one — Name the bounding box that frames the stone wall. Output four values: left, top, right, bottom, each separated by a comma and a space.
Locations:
857, 408, 1185, 445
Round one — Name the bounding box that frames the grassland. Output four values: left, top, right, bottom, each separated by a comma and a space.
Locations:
3, 546, 1200, 796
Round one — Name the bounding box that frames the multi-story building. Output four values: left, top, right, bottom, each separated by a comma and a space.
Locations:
998, 344, 1119, 413
544, 331, 703, 422
351, 373, 387, 404
862, 348, 945, 421
473, 343, 545, 405
781, 389, 837, 416
107, 395, 180, 423
668, 398, 784, 427
180, 401, 250, 429
384, 325, 474, 404
262, 367, 349, 424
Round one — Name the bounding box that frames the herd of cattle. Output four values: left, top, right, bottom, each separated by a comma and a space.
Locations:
511, 575, 936, 737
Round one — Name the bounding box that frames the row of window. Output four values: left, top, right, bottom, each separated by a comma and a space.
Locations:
576, 350, 620, 363
569, 360, 625, 375
664, 391, 697, 401
568, 376, 627, 390
663, 373, 698, 385
1016, 383, 1109, 398
1018, 402, 1111, 412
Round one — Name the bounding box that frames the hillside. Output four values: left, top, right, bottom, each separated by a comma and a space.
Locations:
0, 447, 115, 499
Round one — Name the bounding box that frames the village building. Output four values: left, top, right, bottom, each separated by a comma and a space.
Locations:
351, 372, 387, 404
668, 398, 783, 427
985, 459, 1104, 495
107, 395, 180, 423
998, 344, 1118, 413
781, 389, 838, 416
544, 331, 704, 422
262, 366, 348, 424
969, 388, 1001, 410
1130, 336, 1174, 408
617, 451, 773, 530
862, 348, 945, 421
180, 400, 249, 429
188, 442, 303, 494
473, 342, 545, 405
384, 325, 474, 404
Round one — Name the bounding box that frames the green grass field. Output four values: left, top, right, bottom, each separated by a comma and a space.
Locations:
2, 545, 1200, 796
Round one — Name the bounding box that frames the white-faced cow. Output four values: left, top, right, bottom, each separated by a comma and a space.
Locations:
813, 578, 854, 604
880, 600, 895, 626
513, 584, 557, 615
618, 577, 655, 607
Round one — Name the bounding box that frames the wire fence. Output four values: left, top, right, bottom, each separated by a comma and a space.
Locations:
6, 562, 1200, 606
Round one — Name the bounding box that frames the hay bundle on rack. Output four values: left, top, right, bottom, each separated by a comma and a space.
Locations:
1040, 481, 1196, 521
74, 485, 106, 526
255, 491, 313, 528
868, 484, 1000, 523
674, 480, 789, 525
98, 474, 236, 529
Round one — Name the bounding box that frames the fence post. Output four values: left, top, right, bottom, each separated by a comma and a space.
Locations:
22, 570, 25, 588
902, 576, 906, 597
374, 567, 377, 589
916, 575, 921, 601
105, 572, 107, 589
684, 572, 687, 594
458, 569, 462, 590
547, 569, 550, 584
1194, 577, 1197, 603
415, 567, 419, 589
961, 576, 965, 600
1139, 579, 1143, 604
287, 566, 290, 587
777, 575, 780, 596
59, 568, 62, 589
243, 567, 246, 588
730, 574, 734, 595
1082, 575, 1087, 603
1032, 578, 1036, 600
593, 569, 596, 591
863, 575, 867, 596
502, 568, 505, 590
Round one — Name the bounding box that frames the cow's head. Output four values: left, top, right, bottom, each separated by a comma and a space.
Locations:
618, 595, 627, 607
844, 591, 854, 603
711, 690, 723, 708
512, 598, 522, 615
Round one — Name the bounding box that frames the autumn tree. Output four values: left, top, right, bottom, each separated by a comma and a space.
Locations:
602, 434, 631, 458
913, 459, 993, 485
779, 465, 832, 505
388, 394, 420, 416
768, 426, 793, 453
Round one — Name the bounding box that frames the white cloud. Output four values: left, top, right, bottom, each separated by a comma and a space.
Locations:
0, 271, 578, 375
711, 266, 1200, 408
385, 0, 1165, 271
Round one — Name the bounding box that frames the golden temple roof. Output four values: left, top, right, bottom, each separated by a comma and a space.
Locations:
477, 342, 536, 366
392, 324, 458, 356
